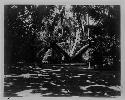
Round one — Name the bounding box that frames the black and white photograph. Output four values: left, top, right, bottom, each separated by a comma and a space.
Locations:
4, 5, 121, 97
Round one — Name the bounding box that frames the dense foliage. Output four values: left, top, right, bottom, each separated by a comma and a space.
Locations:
4, 5, 120, 70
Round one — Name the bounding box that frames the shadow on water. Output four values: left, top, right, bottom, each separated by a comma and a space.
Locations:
4, 64, 121, 97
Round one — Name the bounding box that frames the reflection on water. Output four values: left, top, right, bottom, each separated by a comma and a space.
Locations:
4, 65, 121, 97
